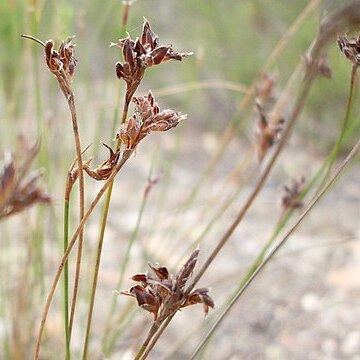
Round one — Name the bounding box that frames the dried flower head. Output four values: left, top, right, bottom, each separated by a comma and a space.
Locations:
111, 18, 192, 103
44, 36, 77, 78
281, 176, 306, 211
118, 90, 186, 149
0, 142, 51, 220
337, 34, 360, 66
82, 143, 120, 181
255, 101, 284, 162
256, 72, 277, 103
121, 248, 214, 321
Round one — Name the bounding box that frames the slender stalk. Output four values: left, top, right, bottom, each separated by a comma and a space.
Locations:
318, 65, 358, 188
81, 106, 128, 360
81, 4, 132, 356
63, 198, 71, 360
63, 144, 92, 360
134, 322, 162, 360
58, 76, 86, 359
34, 149, 133, 360
190, 135, 360, 359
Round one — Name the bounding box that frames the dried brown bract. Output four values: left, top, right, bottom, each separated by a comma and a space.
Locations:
121, 248, 214, 321
111, 18, 192, 104
117, 90, 186, 149
337, 34, 360, 67
82, 143, 120, 181
255, 101, 284, 162
256, 72, 277, 103
303, 53, 332, 79
281, 176, 306, 211
45, 36, 77, 79
0, 143, 51, 220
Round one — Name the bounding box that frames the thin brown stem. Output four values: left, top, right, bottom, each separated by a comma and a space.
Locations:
134, 321, 162, 360
82, 101, 129, 359
34, 149, 133, 360
189, 135, 360, 359
133, 3, 360, 356
138, 316, 174, 360
58, 70, 86, 344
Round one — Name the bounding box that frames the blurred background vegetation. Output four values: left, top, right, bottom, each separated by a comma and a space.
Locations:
1, 0, 359, 359
0, 0, 357, 149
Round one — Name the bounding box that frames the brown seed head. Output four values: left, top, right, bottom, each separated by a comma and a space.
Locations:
45, 36, 77, 78
111, 18, 192, 103
337, 34, 360, 66
255, 101, 284, 162
121, 248, 214, 320
82, 143, 120, 181
281, 176, 306, 211
118, 91, 186, 150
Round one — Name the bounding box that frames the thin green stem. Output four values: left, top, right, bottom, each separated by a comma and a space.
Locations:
318, 65, 358, 189
63, 199, 70, 360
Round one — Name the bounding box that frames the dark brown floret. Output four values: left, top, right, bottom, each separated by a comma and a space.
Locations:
121, 248, 214, 321
117, 91, 186, 150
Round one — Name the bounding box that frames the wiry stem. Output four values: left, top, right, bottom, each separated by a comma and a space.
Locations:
82, 106, 129, 360
134, 322, 162, 360
133, 3, 360, 357
58, 71, 86, 360
190, 135, 360, 359
138, 316, 174, 360
319, 64, 358, 188
81, 3, 132, 355
34, 149, 133, 360
63, 144, 92, 360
